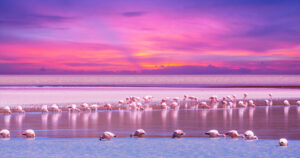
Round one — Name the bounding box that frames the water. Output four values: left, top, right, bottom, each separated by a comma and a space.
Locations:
0, 75, 300, 157
0, 137, 299, 158
1, 106, 300, 139
0, 75, 300, 87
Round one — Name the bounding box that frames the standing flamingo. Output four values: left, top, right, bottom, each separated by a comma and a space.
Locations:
3, 106, 11, 114
172, 129, 185, 138
248, 100, 256, 107
15, 106, 25, 113
50, 104, 62, 112
130, 129, 146, 137
41, 105, 48, 113
283, 100, 290, 106
68, 104, 81, 112
104, 104, 112, 110
99, 131, 116, 141
297, 100, 300, 106
0, 129, 10, 138
90, 104, 98, 111
81, 103, 91, 111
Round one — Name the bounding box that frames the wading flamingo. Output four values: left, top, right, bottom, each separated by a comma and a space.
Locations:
0, 129, 10, 138
225, 130, 244, 138
41, 105, 48, 113
104, 104, 112, 110
99, 131, 116, 141
172, 129, 185, 138
205, 129, 225, 138
283, 100, 290, 106
81, 103, 91, 111
90, 104, 98, 111
68, 104, 81, 112
22, 129, 35, 138
279, 138, 288, 146
130, 129, 146, 137
50, 104, 62, 112
244, 130, 258, 140
248, 100, 256, 107
3, 106, 11, 114
15, 106, 25, 113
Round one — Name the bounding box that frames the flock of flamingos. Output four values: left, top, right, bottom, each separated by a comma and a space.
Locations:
1, 92, 300, 147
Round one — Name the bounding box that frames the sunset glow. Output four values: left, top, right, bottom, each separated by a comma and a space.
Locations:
0, 0, 300, 74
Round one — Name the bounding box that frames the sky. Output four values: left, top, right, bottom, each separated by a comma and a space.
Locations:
0, 0, 300, 74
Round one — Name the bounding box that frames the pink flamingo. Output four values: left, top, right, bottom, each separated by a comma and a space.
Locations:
99, 131, 116, 141
170, 102, 179, 109
244, 130, 258, 140
248, 100, 256, 107
15, 106, 25, 113
22, 129, 35, 138
283, 100, 290, 106
50, 104, 62, 112
90, 104, 98, 111
3, 106, 11, 114
279, 138, 288, 146
161, 102, 169, 109
172, 129, 185, 138
265, 93, 273, 106
0, 129, 10, 138
104, 104, 112, 110
297, 100, 300, 106
205, 129, 225, 138
225, 130, 244, 138
130, 129, 146, 137
41, 105, 48, 113
81, 103, 91, 111
68, 104, 81, 112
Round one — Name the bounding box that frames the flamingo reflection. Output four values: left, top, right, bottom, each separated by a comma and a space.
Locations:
14, 113, 25, 129
4, 114, 11, 128
41, 113, 48, 129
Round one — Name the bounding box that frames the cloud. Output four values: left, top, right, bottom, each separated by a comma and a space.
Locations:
122, 11, 147, 17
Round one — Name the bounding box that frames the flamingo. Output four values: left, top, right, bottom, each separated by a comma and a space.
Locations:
41, 105, 48, 113
209, 96, 219, 109
244, 130, 258, 140
90, 104, 98, 111
172, 129, 185, 138
104, 104, 112, 110
170, 102, 179, 109
225, 130, 244, 138
198, 102, 210, 109
50, 104, 62, 112
22, 129, 35, 138
173, 97, 180, 103
279, 138, 288, 146
237, 101, 247, 108
205, 129, 225, 138
68, 104, 81, 112
130, 129, 146, 137
15, 106, 25, 113
81, 103, 91, 111
232, 95, 237, 108
161, 102, 168, 109
243, 93, 248, 107
129, 102, 137, 110
297, 100, 300, 106
248, 100, 256, 107
265, 93, 273, 106
0, 129, 10, 138
3, 106, 11, 114
99, 131, 116, 141
283, 100, 290, 106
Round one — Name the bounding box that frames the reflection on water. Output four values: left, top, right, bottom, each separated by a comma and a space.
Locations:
0, 106, 300, 140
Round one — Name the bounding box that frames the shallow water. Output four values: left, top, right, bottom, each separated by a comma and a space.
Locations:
1, 106, 300, 140
0, 137, 299, 158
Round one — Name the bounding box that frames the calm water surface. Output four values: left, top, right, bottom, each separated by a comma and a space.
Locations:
1, 137, 299, 158
1, 106, 299, 140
